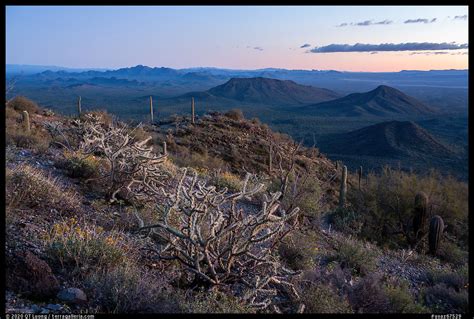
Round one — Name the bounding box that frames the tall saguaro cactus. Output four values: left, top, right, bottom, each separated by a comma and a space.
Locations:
358, 166, 363, 190
22, 110, 31, 133
191, 97, 195, 124
268, 143, 273, 174
163, 141, 167, 156
429, 215, 444, 255
149, 96, 154, 123
339, 165, 347, 209
413, 192, 429, 241
77, 96, 82, 116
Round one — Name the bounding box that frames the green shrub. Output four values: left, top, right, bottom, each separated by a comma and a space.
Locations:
6, 164, 80, 212
384, 282, 428, 313
86, 262, 183, 313
437, 241, 468, 267
301, 283, 353, 313
422, 284, 468, 313
183, 290, 254, 313
45, 218, 129, 275
210, 171, 243, 193
7, 96, 40, 113
224, 109, 245, 121
328, 237, 377, 276
279, 231, 319, 271
60, 150, 102, 179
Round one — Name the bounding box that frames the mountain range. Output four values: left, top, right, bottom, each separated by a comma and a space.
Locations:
319, 120, 455, 158
299, 85, 435, 117
165, 77, 340, 107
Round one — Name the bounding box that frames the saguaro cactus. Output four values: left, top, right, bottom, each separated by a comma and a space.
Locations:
339, 165, 347, 209
413, 192, 429, 241
22, 110, 30, 133
77, 96, 82, 116
428, 215, 444, 255
358, 166, 363, 190
268, 143, 273, 174
191, 97, 195, 124
149, 96, 154, 123
335, 161, 339, 170
163, 141, 167, 156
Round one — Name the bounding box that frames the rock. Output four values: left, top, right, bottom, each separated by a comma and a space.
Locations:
46, 304, 63, 311
6, 250, 60, 300
31, 304, 41, 313
57, 288, 87, 304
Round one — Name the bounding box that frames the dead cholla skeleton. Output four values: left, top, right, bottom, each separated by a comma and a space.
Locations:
74, 113, 168, 201
135, 168, 302, 311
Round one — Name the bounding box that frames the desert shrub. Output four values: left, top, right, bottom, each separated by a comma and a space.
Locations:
6, 164, 80, 212
45, 218, 129, 275
348, 274, 390, 313
327, 237, 377, 276
6, 119, 52, 153
279, 231, 319, 271
183, 290, 254, 313
60, 150, 103, 179
300, 283, 353, 313
426, 268, 468, 292
7, 96, 40, 113
225, 109, 245, 121
422, 283, 468, 313
437, 241, 468, 267
384, 281, 428, 313
344, 167, 468, 250
210, 171, 243, 193
170, 151, 228, 173
86, 262, 183, 313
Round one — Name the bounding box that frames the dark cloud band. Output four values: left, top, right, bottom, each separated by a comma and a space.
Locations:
337, 20, 393, 27
310, 42, 468, 53
404, 18, 437, 24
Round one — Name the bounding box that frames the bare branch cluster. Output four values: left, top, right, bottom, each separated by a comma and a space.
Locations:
136, 167, 302, 311
75, 113, 168, 201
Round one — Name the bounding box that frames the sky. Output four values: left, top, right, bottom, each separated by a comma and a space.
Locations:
5, 6, 469, 72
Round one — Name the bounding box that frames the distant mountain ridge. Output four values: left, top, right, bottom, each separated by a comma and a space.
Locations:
299, 85, 435, 117
319, 120, 455, 158
204, 77, 340, 106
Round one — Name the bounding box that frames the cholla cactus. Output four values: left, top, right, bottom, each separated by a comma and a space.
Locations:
75, 113, 168, 201
136, 168, 301, 311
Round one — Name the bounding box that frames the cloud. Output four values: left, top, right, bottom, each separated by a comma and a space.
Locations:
453, 15, 467, 20
409, 51, 450, 55
310, 42, 469, 53
370, 52, 378, 54
404, 18, 437, 24
300, 43, 311, 48
337, 19, 393, 27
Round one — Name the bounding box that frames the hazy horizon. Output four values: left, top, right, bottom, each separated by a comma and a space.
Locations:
6, 6, 468, 72
5, 63, 469, 73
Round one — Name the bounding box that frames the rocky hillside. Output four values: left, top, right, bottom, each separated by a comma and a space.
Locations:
4, 97, 468, 314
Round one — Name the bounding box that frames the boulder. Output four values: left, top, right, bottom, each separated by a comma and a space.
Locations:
7, 250, 60, 299
57, 288, 87, 304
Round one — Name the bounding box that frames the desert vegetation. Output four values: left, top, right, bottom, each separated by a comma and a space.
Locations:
4, 99, 469, 314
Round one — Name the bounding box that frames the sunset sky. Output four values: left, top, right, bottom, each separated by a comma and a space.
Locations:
6, 5, 469, 71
